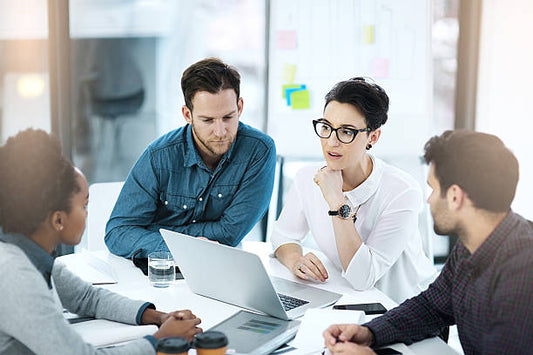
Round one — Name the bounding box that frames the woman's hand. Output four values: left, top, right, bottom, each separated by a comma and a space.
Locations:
314, 166, 345, 209
291, 252, 329, 282
154, 315, 202, 341
142, 308, 197, 327
275, 244, 329, 282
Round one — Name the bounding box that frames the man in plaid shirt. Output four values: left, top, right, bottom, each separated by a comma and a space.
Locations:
323, 130, 533, 355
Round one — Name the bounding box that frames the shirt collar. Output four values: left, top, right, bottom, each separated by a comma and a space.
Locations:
183, 122, 239, 169
0, 232, 54, 289
466, 211, 518, 270
345, 154, 383, 207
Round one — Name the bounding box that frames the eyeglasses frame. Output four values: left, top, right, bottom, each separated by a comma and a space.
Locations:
312, 119, 372, 144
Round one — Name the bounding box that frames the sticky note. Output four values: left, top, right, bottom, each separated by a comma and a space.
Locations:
372, 57, 390, 78
283, 63, 297, 84
364, 25, 374, 44
276, 30, 298, 49
282, 84, 304, 98
290, 89, 310, 109
285, 87, 305, 106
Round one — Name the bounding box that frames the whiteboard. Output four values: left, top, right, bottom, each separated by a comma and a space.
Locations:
267, 0, 432, 158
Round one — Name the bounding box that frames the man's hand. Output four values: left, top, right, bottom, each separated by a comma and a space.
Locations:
291, 252, 329, 282
326, 342, 376, 354
323, 324, 375, 348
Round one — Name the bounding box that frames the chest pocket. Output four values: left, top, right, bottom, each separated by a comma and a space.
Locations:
159, 193, 197, 222
203, 185, 238, 220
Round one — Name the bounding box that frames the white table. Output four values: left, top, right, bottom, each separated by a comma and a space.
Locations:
58, 242, 457, 354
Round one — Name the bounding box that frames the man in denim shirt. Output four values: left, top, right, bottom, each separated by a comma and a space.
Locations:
105, 58, 276, 258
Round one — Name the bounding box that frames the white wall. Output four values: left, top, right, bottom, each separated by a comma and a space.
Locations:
476, 0, 533, 219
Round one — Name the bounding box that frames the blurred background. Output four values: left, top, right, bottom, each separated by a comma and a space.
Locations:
0, 0, 531, 265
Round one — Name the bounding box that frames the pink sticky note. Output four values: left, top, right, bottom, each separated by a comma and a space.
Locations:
372, 58, 390, 78
276, 30, 297, 49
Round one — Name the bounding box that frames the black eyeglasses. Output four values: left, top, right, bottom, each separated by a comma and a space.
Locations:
312, 120, 371, 144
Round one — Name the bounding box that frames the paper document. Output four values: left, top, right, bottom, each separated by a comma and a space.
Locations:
290, 308, 365, 353
58, 252, 117, 285
71, 319, 157, 348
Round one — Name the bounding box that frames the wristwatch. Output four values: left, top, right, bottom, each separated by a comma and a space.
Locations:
328, 204, 352, 219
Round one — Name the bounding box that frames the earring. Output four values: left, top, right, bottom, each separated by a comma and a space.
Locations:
366, 143, 372, 150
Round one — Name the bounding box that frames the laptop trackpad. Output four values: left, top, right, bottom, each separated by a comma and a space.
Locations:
271, 277, 308, 294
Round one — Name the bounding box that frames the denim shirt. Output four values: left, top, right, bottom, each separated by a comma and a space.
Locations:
105, 122, 276, 258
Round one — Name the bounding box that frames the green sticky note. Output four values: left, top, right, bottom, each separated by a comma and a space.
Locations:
282, 84, 304, 99
290, 89, 310, 109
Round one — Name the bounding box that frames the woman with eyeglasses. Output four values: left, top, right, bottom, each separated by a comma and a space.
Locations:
0, 129, 202, 354
271, 78, 436, 303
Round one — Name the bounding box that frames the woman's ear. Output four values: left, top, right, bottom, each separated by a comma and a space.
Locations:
369, 128, 381, 145
50, 211, 66, 232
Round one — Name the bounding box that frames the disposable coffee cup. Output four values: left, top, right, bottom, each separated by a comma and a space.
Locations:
156, 336, 190, 355
193, 331, 228, 355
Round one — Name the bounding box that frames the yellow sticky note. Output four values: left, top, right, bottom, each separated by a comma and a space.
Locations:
283, 63, 297, 83
364, 25, 374, 44
290, 89, 310, 110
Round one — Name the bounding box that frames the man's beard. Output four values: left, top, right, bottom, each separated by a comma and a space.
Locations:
192, 125, 234, 157
433, 220, 462, 242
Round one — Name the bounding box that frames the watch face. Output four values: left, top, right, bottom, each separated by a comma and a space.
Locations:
339, 204, 351, 218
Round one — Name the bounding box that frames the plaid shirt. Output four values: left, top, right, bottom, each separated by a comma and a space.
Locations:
366, 211, 533, 355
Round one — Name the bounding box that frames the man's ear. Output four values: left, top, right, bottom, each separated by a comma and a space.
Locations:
182, 105, 193, 125
237, 97, 244, 117
49, 211, 66, 232
446, 184, 466, 211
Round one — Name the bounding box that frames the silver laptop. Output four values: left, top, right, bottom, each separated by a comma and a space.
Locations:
160, 229, 341, 320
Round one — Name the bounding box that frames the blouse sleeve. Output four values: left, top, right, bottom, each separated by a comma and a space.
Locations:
343, 186, 422, 290
270, 171, 311, 252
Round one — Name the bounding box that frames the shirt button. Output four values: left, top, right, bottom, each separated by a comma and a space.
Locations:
164, 200, 168, 205
199, 197, 203, 202
218, 193, 223, 198
183, 204, 187, 209
192, 220, 196, 223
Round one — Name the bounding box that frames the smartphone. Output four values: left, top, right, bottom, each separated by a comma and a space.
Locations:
333, 302, 387, 315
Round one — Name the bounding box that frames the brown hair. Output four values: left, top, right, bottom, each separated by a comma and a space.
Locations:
181, 57, 240, 110
423, 130, 519, 212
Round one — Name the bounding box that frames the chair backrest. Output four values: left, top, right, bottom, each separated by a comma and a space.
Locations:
85, 181, 124, 251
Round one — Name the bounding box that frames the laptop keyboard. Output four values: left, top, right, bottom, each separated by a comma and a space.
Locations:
277, 293, 309, 311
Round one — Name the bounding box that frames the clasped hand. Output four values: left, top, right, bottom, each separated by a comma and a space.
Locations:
323, 324, 375, 354
152, 309, 203, 341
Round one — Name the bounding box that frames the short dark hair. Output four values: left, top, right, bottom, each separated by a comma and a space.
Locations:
423, 130, 519, 212
324, 77, 389, 131
0, 129, 80, 236
181, 57, 241, 110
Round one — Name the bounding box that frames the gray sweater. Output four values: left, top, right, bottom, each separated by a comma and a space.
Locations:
0, 242, 156, 355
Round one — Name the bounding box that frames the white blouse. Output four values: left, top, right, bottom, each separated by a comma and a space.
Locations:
271, 156, 437, 303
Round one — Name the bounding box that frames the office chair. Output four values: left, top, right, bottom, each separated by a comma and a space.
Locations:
82, 39, 145, 164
